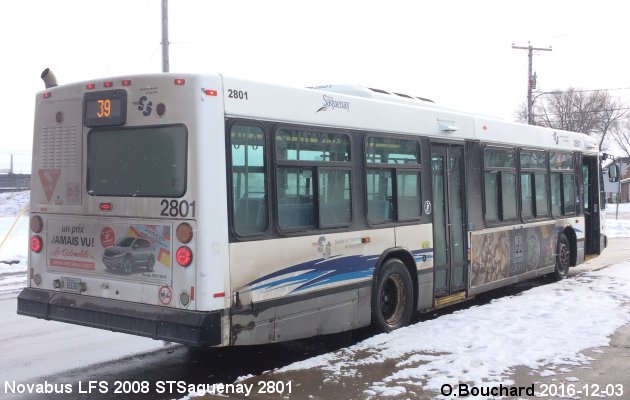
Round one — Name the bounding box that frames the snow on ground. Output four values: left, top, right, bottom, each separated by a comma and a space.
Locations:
0, 191, 30, 217
0, 192, 29, 295
605, 201, 630, 216
275, 262, 630, 398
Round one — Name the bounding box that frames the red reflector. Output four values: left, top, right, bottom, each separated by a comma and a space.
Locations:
122, 79, 131, 86
190, 287, 195, 301
214, 292, 225, 298
174, 78, 186, 85
86, 83, 96, 90
104, 81, 113, 88
43, 92, 51, 99
204, 89, 218, 96
176, 246, 193, 267
99, 202, 113, 211
30, 235, 43, 253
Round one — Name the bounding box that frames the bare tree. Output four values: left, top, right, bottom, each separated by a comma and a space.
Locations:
611, 119, 630, 158
515, 88, 627, 151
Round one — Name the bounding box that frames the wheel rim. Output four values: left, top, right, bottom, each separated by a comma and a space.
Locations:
123, 257, 132, 273
558, 243, 570, 275
380, 273, 405, 326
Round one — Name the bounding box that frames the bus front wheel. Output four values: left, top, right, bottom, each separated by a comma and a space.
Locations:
372, 258, 413, 332
553, 234, 571, 281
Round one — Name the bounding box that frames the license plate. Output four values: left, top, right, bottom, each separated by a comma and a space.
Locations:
61, 277, 84, 293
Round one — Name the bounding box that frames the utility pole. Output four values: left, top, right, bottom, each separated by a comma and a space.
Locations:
512, 42, 552, 125
161, 0, 169, 72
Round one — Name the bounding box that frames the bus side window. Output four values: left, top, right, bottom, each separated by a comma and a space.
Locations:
483, 147, 517, 223
550, 152, 575, 216
365, 136, 421, 223
230, 124, 269, 235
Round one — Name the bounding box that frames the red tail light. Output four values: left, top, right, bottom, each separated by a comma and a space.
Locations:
176, 246, 192, 267
30, 235, 43, 253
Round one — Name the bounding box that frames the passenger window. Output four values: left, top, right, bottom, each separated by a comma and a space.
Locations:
365, 136, 421, 223
483, 147, 517, 223
275, 128, 352, 230
230, 124, 269, 235
520, 150, 549, 220
550, 152, 575, 216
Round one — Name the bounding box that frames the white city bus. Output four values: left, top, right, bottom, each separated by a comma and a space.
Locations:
18, 69, 608, 346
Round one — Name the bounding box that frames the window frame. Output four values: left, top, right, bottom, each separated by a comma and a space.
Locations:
364, 134, 423, 225
227, 120, 271, 239
482, 145, 519, 226
86, 123, 188, 198
519, 148, 550, 222
549, 151, 577, 218
273, 125, 354, 233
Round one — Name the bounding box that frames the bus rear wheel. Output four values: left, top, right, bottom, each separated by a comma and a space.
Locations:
553, 234, 571, 281
372, 258, 413, 332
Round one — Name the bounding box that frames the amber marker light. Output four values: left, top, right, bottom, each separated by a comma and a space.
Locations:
176, 223, 193, 243
30, 215, 43, 233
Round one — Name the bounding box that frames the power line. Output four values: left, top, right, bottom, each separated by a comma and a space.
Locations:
536, 87, 630, 94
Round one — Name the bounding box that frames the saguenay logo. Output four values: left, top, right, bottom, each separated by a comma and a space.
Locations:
317, 95, 350, 113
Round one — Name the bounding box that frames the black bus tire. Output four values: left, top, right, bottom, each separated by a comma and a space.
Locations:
554, 234, 571, 281
372, 258, 414, 332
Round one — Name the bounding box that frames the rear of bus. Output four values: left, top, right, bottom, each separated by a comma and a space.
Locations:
17, 71, 230, 346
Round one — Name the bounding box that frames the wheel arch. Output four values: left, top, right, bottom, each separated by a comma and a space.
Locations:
373, 247, 419, 310
561, 226, 577, 267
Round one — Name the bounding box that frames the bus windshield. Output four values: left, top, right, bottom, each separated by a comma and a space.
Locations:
87, 124, 187, 197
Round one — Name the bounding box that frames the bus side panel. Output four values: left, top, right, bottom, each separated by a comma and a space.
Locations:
193, 75, 230, 314
228, 229, 395, 344
394, 224, 434, 310
469, 221, 557, 295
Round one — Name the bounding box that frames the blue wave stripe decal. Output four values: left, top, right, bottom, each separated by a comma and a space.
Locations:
243, 248, 434, 295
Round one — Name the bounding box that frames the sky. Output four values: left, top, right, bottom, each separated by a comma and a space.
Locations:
2, 0, 630, 169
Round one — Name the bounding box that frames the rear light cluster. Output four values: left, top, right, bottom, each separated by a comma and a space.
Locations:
30, 216, 43, 253
175, 223, 193, 267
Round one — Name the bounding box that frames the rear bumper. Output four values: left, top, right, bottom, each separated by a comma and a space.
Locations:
17, 288, 222, 346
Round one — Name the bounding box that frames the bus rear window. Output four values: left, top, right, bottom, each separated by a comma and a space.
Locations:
87, 124, 187, 197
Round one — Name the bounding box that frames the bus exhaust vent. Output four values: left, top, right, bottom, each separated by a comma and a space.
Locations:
308, 84, 434, 104
41, 68, 58, 89
41, 125, 79, 168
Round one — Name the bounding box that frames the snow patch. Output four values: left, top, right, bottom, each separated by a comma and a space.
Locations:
278, 263, 630, 394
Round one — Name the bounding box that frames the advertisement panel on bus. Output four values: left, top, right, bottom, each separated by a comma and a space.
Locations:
46, 219, 172, 285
